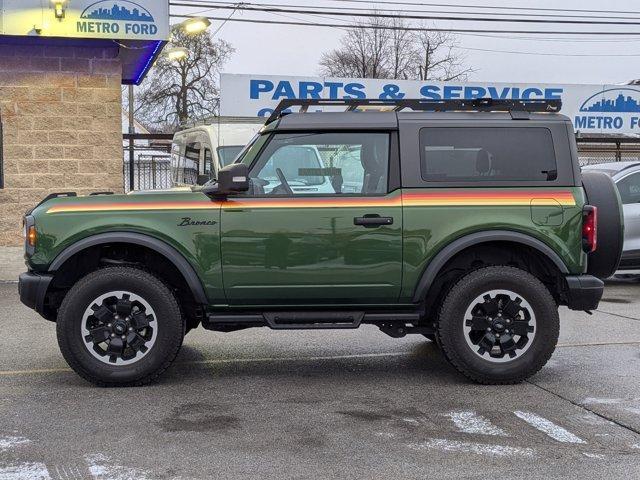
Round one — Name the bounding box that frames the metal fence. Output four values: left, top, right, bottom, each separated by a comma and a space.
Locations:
576, 137, 640, 167
123, 133, 173, 192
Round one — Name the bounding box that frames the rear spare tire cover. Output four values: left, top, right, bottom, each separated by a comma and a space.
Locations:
581, 171, 624, 278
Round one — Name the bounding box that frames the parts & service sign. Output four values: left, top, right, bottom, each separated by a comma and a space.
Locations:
220, 74, 640, 135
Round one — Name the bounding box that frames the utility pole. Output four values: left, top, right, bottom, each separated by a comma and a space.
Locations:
128, 84, 135, 192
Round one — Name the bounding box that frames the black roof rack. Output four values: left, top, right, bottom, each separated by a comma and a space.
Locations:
266, 98, 562, 124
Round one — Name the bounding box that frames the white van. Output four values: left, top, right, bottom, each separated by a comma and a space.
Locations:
171, 117, 264, 186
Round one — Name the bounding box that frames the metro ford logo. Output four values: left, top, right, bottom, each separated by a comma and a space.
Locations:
77, 0, 158, 36
575, 88, 640, 130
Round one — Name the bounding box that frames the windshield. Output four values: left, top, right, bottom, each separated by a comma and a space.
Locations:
217, 145, 244, 167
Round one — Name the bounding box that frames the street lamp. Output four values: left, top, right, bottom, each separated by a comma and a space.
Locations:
165, 47, 189, 61
178, 17, 212, 34
51, 0, 67, 19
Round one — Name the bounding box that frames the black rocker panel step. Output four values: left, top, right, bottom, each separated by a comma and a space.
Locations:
205, 311, 422, 330
263, 312, 364, 329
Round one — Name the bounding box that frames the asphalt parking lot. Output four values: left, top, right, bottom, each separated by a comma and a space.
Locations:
1, 281, 640, 479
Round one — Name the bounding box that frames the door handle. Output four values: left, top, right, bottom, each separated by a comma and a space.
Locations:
354, 214, 393, 228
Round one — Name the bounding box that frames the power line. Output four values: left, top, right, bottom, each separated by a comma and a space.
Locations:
170, 2, 640, 26
171, 0, 640, 20
319, 0, 640, 16
170, 13, 640, 35
462, 46, 640, 57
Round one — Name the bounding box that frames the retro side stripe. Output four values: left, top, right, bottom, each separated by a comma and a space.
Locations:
46, 190, 576, 213
402, 191, 576, 207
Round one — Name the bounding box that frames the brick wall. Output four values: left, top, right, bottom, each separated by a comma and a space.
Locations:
0, 44, 123, 246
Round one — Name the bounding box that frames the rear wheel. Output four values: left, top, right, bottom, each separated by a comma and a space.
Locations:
57, 267, 184, 387
436, 266, 559, 384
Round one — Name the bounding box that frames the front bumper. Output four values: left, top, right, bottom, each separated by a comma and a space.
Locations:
18, 272, 54, 319
564, 275, 604, 311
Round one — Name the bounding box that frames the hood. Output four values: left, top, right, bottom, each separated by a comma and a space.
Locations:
127, 186, 194, 195
30, 189, 209, 217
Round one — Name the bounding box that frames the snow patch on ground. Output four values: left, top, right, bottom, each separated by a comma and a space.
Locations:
85, 454, 152, 480
0, 437, 30, 453
445, 411, 508, 436
514, 411, 586, 444
407, 438, 535, 457
0, 462, 50, 480
582, 398, 623, 405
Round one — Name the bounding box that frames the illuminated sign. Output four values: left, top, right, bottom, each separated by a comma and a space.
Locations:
0, 0, 169, 41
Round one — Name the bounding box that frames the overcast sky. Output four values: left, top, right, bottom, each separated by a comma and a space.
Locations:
171, 0, 640, 85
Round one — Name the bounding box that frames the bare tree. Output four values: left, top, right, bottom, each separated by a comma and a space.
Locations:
319, 16, 392, 78
411, 25, 473, 81
319, 17, 472, 81
137, 28, 234, 130
388, 18, 415, 80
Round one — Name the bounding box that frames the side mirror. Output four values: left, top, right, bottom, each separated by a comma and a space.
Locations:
197, 174, 211, 185
202, 163, 249, 197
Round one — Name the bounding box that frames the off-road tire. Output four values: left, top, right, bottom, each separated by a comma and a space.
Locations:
57, 267, 184, 387
582, 171, 624, 278
436, 266, 559, 385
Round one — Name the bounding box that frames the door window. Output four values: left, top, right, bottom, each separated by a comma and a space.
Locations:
617, 172, 640, 205
247, 132, 390, 196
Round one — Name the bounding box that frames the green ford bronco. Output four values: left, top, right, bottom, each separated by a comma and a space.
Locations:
19, 99, 624, 386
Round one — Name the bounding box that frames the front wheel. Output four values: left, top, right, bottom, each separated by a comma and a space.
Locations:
57, 267, 185, 387
436, 266, 559, 385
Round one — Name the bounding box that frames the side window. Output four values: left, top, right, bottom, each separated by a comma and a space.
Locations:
248, 132, 389, 196
616, 172, 640, 205
203, 148, 213, 175
419, 127, 557, 183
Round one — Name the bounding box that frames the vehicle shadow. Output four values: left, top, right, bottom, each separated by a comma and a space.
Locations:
160, 341, 468, 386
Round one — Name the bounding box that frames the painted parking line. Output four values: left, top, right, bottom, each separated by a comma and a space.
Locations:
514, 411, 587, 444
0, 340, 639, 378
407, 438, 535, 457
445, 411, 509, 436
0, 352, 410, 377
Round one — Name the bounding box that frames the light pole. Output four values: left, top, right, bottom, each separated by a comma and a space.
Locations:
126, 18, 211, 192
128, 85, 135, 192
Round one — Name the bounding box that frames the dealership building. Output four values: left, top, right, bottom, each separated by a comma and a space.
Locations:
0, 0, 168, 246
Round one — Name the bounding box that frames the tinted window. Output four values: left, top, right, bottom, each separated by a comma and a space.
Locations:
248, 132, 389, 196
218, 145, 244, 167
616, 172, 640, 205
419, 127, 557, 182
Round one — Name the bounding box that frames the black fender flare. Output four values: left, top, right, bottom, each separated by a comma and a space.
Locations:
48, 232, 209, 305
412, 230, 569, 303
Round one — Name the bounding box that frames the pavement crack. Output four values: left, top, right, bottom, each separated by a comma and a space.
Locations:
526, 379, 640, 439
594, 308, 640, 323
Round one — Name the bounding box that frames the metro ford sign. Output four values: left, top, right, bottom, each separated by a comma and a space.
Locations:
76, 1, 159, 36
221, 74, 640, 135
0, 0, 168, 41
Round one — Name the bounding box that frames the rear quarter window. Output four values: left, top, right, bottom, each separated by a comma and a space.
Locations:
419, 127, 557, 183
